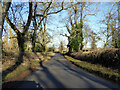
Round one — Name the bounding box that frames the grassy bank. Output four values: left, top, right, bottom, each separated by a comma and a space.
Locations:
64, 55, 120, 84
69, 48, 120, 70
2, 51, 55, 83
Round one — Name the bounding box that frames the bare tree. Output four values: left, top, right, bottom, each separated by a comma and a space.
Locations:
5, 2, 32, 54
61, 2, 96, 52
31, 2, 71, 52
100, 2, 117, 48
83, 24, 92, 48
89, 31, 101, 49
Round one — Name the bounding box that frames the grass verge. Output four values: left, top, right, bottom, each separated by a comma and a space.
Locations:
2, 52, 56, 83
3, 64, 29, 82
3, 62, 40, 83
64, 55, 120, 84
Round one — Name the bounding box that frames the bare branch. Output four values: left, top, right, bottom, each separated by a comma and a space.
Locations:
65, 24, 71, 34
23, 2, 33, 35
1, 2, 11, 36
83, 14, 96, 19
35, 14, 45, 17
47, 2, 64, 15
60, 34, 69, 37
11, 5, 17, 25
37, 2, 52, 29
5, 13, 21, 35
44, 2, 52, 15
47, 2, 73, 15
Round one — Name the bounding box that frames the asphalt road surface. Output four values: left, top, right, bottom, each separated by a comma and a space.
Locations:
20, 53, 120, 88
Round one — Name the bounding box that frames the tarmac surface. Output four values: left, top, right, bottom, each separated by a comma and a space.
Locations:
20, 53, 120, 88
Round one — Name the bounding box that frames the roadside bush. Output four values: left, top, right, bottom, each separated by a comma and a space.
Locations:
69, 48, 120, 69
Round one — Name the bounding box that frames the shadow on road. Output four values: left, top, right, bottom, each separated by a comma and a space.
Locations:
31, 63, 66, 88
3, 53, 119, 88
2, 81, 43, 89
54, 54, 120, 88
2, 52, 24, 81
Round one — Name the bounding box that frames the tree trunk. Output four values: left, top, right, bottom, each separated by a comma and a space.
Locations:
32, 19, 37, 52
17, 34, 25, 53
16, 34, 25, 64
32, 29, 36, 52
78, 3, 84, 51
45, 44, 47, 54
43, 17, 47, 53
80, 42, 83, 50
32, 3, 37, 52
111, 25, 115, 48
0, 2, 11, 37
104, 36, 109, 48
67, 37, 72, 53
68, 46, 72, 53
104, 20, 110, 48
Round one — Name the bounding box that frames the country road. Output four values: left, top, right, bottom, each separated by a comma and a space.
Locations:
20, 53, 120, 88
